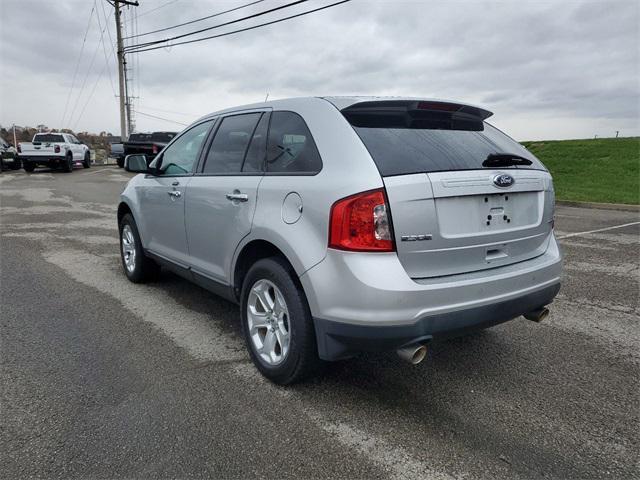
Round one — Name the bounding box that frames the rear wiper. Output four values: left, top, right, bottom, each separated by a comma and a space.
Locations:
482, 153, 533, 168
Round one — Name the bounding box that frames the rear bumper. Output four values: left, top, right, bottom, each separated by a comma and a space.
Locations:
19, 156, 66, 164
313, 282, 560, 360
300, 234, 562, 360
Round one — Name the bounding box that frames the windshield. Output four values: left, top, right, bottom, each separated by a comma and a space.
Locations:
33, 134, 64, 143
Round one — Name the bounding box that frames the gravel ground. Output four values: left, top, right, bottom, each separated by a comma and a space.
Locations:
1, 166, 638, 479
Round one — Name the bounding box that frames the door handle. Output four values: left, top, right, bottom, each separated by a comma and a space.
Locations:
171, 181, 180, 186
168, 191, 182, 198
226, 192, 248, 202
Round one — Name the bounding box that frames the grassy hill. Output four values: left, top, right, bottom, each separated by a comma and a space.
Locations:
521, 137, 639, 205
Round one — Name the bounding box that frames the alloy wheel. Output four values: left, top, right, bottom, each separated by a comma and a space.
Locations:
121, 225, 136, 273
247, 279, 291, 365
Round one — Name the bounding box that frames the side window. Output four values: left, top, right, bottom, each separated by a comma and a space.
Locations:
202, 113, 261, 174
159, 121, 213, 175
242, 113, 269, 173
266, 112, 322, 174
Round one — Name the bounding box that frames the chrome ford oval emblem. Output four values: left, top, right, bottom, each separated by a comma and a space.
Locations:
493, 173, 515, 188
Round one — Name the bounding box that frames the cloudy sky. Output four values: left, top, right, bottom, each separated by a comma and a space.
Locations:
1, 0, 638, 140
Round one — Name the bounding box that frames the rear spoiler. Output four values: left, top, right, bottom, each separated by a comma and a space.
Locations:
341, 100, 493, 131
342, 100, 493, 120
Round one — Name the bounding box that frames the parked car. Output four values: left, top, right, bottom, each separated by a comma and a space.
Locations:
123, 131, 176, 165
117, 97, 562, 384
18, 132, 90, 172
1, 137, 21, 171
111, 141, 125, 168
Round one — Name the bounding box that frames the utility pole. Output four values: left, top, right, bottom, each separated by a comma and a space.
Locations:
112, 0, 138, 141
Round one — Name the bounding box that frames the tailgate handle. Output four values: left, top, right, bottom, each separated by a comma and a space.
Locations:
486, 247, 508, 262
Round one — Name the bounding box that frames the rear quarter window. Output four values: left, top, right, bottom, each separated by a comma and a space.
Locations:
266, 111, 322, 174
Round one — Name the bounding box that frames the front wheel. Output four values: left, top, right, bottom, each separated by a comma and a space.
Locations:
118, 213, 160, 283
241, 257, 322, 384
83, 151, 91, 168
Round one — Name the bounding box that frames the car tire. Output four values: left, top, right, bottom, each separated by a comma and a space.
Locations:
23, 161, 35, 172
83, 151, 91, 168
118, 213, 160, 283
241, 257, 322, 384
117, 157, 124, 168
10, 159, 21, 170
61, 153, 73, 173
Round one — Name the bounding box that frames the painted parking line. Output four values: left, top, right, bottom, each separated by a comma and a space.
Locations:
556, 221, 640, 240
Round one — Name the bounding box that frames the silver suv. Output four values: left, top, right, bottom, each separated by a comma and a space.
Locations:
118, 97, 562, 384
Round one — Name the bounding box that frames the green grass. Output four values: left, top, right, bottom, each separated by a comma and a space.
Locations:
521, 137, 640, 205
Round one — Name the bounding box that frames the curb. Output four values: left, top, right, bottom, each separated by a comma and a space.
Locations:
557, 200, 640, 212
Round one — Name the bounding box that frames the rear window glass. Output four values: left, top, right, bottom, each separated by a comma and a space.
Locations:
128, 133, 152, 142
151, 132, 177, 143
345, 108, 545, 176
33, 134, 64, 143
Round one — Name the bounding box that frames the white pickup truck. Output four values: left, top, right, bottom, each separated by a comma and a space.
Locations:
18, 133, 91, 172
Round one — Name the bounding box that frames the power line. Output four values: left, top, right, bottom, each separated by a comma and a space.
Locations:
73, 60, 111, 131
94, 0, 117, 96
124, 0, 308, 52
67, 7, 114, 128
61, 4, 96, 127
126, 0, 351, 54
136, 0, 180, 18
100, 0, 117, 53
137, 105, 199, 117
135, 7, 141, 102
133, 110, 189, 126
123, 0, 266, 39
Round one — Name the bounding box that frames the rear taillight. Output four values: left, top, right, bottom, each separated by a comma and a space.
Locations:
152, 144, 158, 155
17, 144, 21, 153
54, 145, 61, 153
329, 188, 394, 252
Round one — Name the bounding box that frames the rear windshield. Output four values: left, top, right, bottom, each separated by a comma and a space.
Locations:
33, 134, 64, 143
151, 132, 177, 143
128, 133, 152, 142
345, 109, 545, 176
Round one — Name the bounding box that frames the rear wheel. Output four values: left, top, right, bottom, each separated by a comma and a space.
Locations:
119, 213, 160, 283
117, 157, 124, 168
61, 153, 73, 173
83, 151, 91, 168
23, 161, 35, 172
10, 159, 21, 170
241, 257, 322, 384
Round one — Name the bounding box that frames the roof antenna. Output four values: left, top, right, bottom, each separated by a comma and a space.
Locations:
264, 92, 269, 102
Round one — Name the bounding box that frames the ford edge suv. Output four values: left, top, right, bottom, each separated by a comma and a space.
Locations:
117, 97, 562, 384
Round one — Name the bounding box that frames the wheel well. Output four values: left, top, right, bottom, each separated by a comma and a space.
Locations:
117, 202, 132, 226
233, 240, 294, 301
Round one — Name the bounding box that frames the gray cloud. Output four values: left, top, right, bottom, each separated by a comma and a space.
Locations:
1, 0, 638, 140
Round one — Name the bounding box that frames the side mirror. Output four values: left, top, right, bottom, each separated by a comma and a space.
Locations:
124, 154, 149, 173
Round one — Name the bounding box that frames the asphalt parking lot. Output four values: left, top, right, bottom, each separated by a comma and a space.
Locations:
1, 166, 638, 479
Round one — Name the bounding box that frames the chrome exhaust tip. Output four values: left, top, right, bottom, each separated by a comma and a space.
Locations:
397, 344, 428, 365
524, 307, 550, 323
